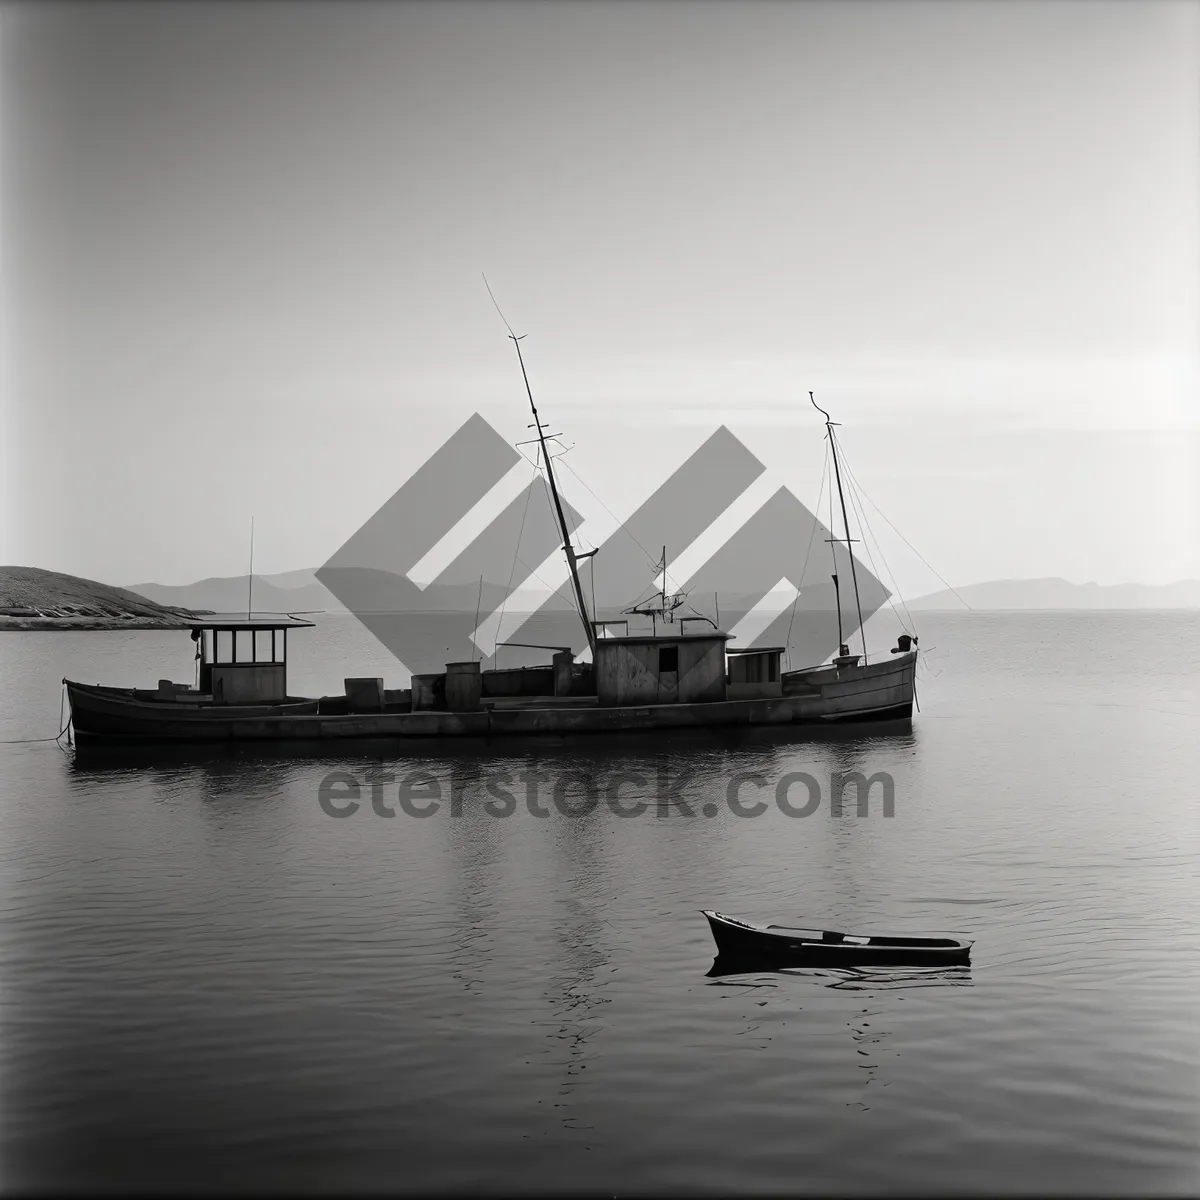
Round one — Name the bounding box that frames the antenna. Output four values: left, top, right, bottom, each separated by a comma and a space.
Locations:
247, 516, 254, 620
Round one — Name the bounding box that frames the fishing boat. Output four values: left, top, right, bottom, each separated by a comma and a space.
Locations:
65, 615, 324, 744
65, 329, 918, 747
702, 910, 972, 967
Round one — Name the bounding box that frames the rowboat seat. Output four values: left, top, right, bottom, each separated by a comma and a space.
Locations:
766, 925, 872, 945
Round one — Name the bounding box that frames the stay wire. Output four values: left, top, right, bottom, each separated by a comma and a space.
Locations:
840, 462, 922, 706
838, 452, 974, 612
557, 457, 668, 582
837, 434, 917, 637
784, 441, 830, 670
493, 461, 539, 663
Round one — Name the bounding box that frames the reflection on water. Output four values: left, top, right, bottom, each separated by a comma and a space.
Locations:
705, 958, 975, 991
64, 720, 920, 774
2, 614, 1199, 1192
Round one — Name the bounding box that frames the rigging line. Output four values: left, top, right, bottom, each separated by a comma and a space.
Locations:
838, 453, 975, 612
833, 433, 918, 634
625, 566, 683, 615
828, 426, 867, 659
532, 468, 585, 620
589, 555, 597, 631
543, 439, 586, 546
785, 440, 830, 670
514, 557, 585, 614
555, 459, 683, 610
525, 436, 600, 556
842, 456, 915, 637
827, 441, 839, 573
555, 455, 695, 604
493, 463, 539, 658
556, 457, 664, 576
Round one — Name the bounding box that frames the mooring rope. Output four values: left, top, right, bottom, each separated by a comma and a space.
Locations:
0, 681, 73, 747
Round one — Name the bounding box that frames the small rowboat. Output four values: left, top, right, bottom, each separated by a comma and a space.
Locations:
702, 909, 972, 967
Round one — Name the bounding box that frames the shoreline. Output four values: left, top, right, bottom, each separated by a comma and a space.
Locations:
0, 617, 202, 632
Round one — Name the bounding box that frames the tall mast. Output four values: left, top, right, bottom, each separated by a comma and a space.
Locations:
247, 516, 254, 620
810, 391, 867, 664
508, 334, 596, 656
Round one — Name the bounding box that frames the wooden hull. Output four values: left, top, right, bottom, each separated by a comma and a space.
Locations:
65, 681, 321, 744
783, 650, 917, 721
702, 910, 972, 967
65, 654, 915, 746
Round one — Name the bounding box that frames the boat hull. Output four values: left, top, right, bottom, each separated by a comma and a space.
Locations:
67, 685, 909, 746
65, 681, 321, 744
783, 650, 917, 721
702, 910, 972, 967
64, 653, 916, 746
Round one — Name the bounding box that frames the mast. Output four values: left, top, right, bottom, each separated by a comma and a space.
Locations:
810, 391, 867, 664
831, 572, 845, 651
247, 516, 254, 620
508, 334, 596, 656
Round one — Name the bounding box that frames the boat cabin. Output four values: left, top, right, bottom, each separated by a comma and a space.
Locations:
726, 646, 785, 700
191, 615, 314, 705
593, 630, 731, 707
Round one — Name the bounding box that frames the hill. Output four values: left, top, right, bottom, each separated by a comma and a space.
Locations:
128, 569, 799, 617
130, 571, 339, 616
125, 569, 1200, 617
0, 566, 201, 630
908, 577, 1200, 611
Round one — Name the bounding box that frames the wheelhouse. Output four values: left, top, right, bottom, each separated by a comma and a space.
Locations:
192, 615, 314, 705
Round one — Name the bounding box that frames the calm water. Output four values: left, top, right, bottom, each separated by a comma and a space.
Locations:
1, 613, 1198, 1193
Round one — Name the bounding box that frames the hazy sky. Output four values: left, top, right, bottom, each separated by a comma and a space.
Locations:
3, 0, 1197, 597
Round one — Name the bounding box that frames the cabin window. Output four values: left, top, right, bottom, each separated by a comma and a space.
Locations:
274, 629, 287, 663
254, 630, 273, 663
659, 646, 679, 673
235, 630, 253, 663
215, 629, 233, 663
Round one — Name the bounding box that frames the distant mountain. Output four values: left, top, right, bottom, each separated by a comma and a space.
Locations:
130, 571, 341, 615
127, 570, 1200, 617
1, 566, 199, 629
908, 578, 1200, 611
127, 571, 552, 615
128, 569, 816, 619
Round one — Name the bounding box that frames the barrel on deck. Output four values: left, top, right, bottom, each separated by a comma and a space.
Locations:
444, 661, 482, 712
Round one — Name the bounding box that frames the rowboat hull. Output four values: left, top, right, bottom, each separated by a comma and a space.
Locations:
702, 910, 972, 967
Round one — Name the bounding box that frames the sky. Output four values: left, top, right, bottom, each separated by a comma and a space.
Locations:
2, 0, 1197, 598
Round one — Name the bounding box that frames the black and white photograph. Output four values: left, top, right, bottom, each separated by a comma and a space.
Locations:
1, 0, 1197, 1193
